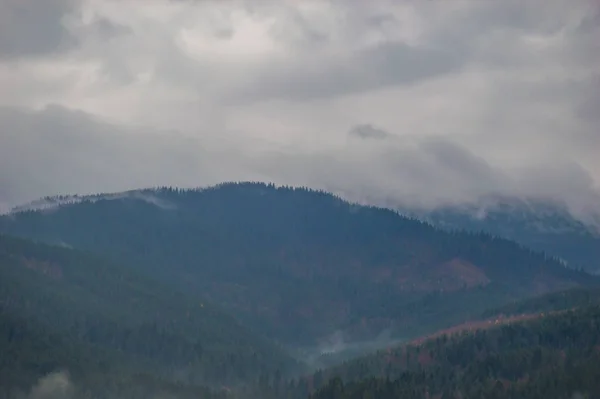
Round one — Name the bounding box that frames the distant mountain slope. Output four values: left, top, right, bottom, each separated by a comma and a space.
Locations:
0, 234, 298, 387
400, 196, 600, 273
0, 182, 597, 347
481, 285, 600, 318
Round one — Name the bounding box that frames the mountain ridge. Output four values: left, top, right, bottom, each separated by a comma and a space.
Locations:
8, 185, 599, 274
1, 182, 597, 348
398, 195, 600, 273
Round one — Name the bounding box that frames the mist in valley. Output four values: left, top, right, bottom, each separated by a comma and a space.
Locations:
295, 329, 406, 370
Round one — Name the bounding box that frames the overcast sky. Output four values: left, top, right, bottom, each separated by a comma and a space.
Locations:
1, 0, 599, 221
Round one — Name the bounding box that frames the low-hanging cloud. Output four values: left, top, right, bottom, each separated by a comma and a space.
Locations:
0, 0, 77, 59
22, 371, 73, 399
2, 104, 599, 227
348, 124, 392, 140
230, 41, 469, 104
0, 0, 599, 224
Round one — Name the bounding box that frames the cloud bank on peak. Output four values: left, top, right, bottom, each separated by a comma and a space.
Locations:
0, 0, 599, 224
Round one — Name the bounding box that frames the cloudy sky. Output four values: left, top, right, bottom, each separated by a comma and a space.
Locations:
1, 0, 599, 220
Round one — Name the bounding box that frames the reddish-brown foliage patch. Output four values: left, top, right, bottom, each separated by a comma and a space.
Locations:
429, 258, 490, 291
417, 350, 434, 366
407, 312, 557, 348
395, 258, 490, 293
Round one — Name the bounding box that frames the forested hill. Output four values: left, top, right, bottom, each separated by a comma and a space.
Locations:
0, 233, 298, 389
267, 303, 600, 399
481, 285, 600, 318
0, 182, 597, 346
0, 310, 234, 399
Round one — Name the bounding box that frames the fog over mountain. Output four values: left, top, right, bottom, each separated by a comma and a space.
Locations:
1, 0, 599, 224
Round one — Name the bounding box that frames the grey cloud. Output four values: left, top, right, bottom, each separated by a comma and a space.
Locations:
211, 26, 234, 40
0, 105, 258, 206
0, 0, 78, 59
0, 0, 130, 60
575, 75, 600, 123
365, 13, 398, 31
513, 162, 597, 201
225, 1, 592, 104
1, 104, 599, 227
348, 124, 392, 140
417, 139, 506, 192
575, 5, 600, 34
1, 1, 599, 228
249, 134, 600, 222
367, 139, 508, 205
427, 0, 581, 46
231, 41, 468, 103
87, 16, 132, 40
268, 7, 329, 48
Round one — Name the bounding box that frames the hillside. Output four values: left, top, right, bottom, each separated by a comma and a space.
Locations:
401, 196, 600, 274
269, 304, 600, 399
0, 309, 234, 399
0, 182, 597, 348
481, 285, 600, 318
0, 234, 298, 387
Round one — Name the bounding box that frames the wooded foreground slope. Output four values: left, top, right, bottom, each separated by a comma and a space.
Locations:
0, 309, 236, 399
0, 233, 298, 389
271, 302, 600, 399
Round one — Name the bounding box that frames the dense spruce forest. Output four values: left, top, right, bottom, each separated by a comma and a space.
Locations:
265, 303, 600, 399
481, 286, 600, 318
4, 274, 600, 398
0, 182, 596, 349
0, 310, 235, 399
0, 234, 299, 393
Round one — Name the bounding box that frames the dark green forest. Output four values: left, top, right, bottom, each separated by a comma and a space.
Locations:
0, 234, 299, 392
481, 286, 600, 318
0, 183, 596, 346
0, 309, 234, 399
4, 282, 600, 398
269, 305, 600, 399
